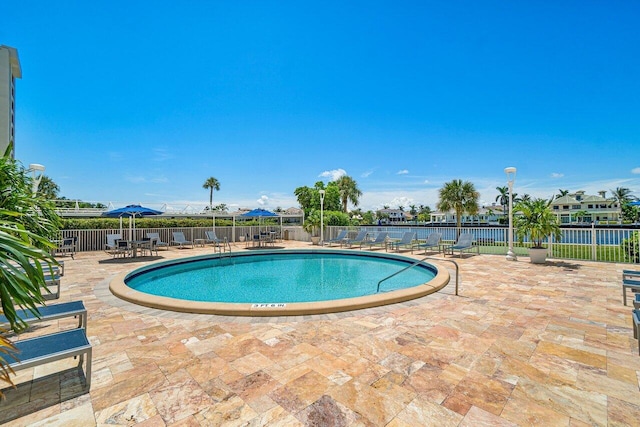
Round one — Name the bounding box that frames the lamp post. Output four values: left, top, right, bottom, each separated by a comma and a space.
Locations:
504, 166, 517, 261
319, 190, 325, 246
28, 163, 45, 194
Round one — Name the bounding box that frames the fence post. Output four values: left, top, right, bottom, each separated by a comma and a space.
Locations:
591, 223, 597, 261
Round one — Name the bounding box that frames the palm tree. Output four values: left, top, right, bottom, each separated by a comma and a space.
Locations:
202, 177, 221, 211
0, 143, 61, 394
495, 186, 509, 220
556, 189, 570, 199
611, 187, 634, 222
437, 179, 480, 237
37, 176, 60, 200
335, 176, 362, 213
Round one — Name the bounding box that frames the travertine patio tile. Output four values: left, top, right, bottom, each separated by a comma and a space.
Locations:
3, 242, 640, 425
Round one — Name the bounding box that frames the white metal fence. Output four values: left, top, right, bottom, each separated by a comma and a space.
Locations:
57, 224, 639, 264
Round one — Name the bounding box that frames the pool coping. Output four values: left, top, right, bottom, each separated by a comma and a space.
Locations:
109, 249, 451, 316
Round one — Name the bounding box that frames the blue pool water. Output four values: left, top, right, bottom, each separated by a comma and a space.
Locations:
125, 251, 437, 304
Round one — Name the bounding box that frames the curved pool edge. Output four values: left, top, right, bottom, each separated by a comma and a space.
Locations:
109, 250, 451, 317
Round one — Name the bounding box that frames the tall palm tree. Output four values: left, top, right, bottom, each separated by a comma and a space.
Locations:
37, 176, 60, 200
556, 189, 570, 199
495, 186, 509, 220
335, 176, 362, 213
437, 179, 480, 237
202, 177, 221, 211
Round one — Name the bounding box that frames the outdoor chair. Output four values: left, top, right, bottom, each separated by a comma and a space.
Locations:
146, 232, 169, 250
412, 233, 442, 254
444, 233, 478, 258
172, 231, 194, 249
205, 230, 223, 246
344, 230, 369, 248
325, 230, 349, 247
104, 233, 122, 256
1, 300, 87, 330
53, 236, 76, 259
363, 232, 389, 251
0, 328, 92, 390
389, 232, 416, 252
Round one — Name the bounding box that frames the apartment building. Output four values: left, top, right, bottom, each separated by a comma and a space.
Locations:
0, 45, 21, 158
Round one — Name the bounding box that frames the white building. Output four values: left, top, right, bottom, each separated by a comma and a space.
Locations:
550, 191, 619, 224
0, 45, 21, 158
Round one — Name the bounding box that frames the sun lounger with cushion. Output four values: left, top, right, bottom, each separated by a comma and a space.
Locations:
0, 328, 92, 389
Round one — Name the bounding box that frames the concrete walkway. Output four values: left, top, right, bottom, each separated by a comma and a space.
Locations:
1, 241, 639, 426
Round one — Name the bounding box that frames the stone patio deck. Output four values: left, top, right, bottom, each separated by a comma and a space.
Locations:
1, 241, 639, 426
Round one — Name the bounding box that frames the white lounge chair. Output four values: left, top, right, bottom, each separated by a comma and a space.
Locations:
172, 231, 194, 249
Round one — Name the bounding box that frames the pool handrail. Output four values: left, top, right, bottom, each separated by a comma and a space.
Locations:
377, 256, 459, 296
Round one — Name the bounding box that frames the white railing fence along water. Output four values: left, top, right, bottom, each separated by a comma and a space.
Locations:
55, 225, 639, 264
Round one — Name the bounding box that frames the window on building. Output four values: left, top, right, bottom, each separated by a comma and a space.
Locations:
572, 205, 581, 209
563, 205, 569, 210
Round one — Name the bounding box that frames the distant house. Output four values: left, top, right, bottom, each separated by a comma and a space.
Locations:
430, 205, 504, 225
376, 209, 406, 224
550, 191, 619, 224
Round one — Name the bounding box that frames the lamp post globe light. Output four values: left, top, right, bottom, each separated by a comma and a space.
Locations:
504, 167, 517, 261
319, 190, 325, 246
28, 163, 45, 194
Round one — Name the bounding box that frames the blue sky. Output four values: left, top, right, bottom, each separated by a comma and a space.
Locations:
4, 1, 639, 212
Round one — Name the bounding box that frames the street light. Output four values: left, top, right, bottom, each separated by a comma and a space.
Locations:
28, 163, 45, 194
504, 166, 517, 261
319, 190, 325, 246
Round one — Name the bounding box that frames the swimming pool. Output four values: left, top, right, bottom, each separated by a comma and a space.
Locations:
110, 249, 450, 316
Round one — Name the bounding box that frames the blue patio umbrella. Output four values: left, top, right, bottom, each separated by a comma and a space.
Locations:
241, 209, 279, 233
103, 204, 163, 238
629, 200, 640, 206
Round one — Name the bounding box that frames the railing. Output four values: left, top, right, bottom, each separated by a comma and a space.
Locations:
327, 225, 640, 264
377, 256, 459, 295
55, 224, 639, 264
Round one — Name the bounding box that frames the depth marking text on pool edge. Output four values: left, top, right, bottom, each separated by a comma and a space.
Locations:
251, 303, 287, 308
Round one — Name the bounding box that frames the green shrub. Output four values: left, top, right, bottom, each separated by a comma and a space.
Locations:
621, 231, 640, 263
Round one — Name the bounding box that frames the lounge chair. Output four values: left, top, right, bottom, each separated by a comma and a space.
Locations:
363, 232, 389, 251
412, 233, 442, 254
633, 310, 640, 354
623, 278, 640, 306
389, 232, 416, 252
146, 232, 169, 250
0, 328, 92, 389
205, 230, 223, 245
1, 300, 87, 330
172, 231, 194, 249
344, 230, 369, 248
325, 230, 349, 247
444, 233, 478, 258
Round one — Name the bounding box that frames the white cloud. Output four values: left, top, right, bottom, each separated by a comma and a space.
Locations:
256, 195, 269, 206
424, 180, 429, 184
397, 169, 409, 175
152, 148, 173, 162
632, 167, 640, 174
319, 168, 347, 181
361, 170, 373, 178
550, 173, 564, 178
